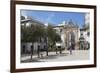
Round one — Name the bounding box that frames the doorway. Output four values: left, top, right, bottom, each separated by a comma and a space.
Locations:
67, 31, 75, 50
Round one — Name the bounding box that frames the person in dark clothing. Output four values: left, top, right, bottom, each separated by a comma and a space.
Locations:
69, 41, 72, 55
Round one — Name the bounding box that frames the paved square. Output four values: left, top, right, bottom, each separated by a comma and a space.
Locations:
21, 50, 90, 63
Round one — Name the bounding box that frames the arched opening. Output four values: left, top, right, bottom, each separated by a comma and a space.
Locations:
67, 31, 75, 50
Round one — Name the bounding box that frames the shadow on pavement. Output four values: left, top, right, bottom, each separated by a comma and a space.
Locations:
40, 52, 69, 59
21, 58, 44, 63
21, 52, 69, 63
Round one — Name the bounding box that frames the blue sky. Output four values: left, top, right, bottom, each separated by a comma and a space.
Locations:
21, 10, 85, 28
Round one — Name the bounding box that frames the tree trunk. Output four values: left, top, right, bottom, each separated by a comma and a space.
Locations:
37, 46, 40, 58
56, 47, 58, 54
30, 43, 34, 60
46, 48, 48, 56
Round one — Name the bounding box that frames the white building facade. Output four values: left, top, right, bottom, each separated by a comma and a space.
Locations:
21, 16, 48, 54
54, 20, 80, 50
79, 13, 90, 50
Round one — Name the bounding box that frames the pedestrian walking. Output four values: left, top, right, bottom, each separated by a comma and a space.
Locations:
69, 41, 72, 55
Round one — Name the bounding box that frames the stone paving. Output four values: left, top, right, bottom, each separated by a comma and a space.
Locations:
21, 50, 90, 63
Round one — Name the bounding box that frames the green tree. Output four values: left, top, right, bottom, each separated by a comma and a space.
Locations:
21, 24, 46, 59
46, 25, 61, 51
21, 23, 61, 59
